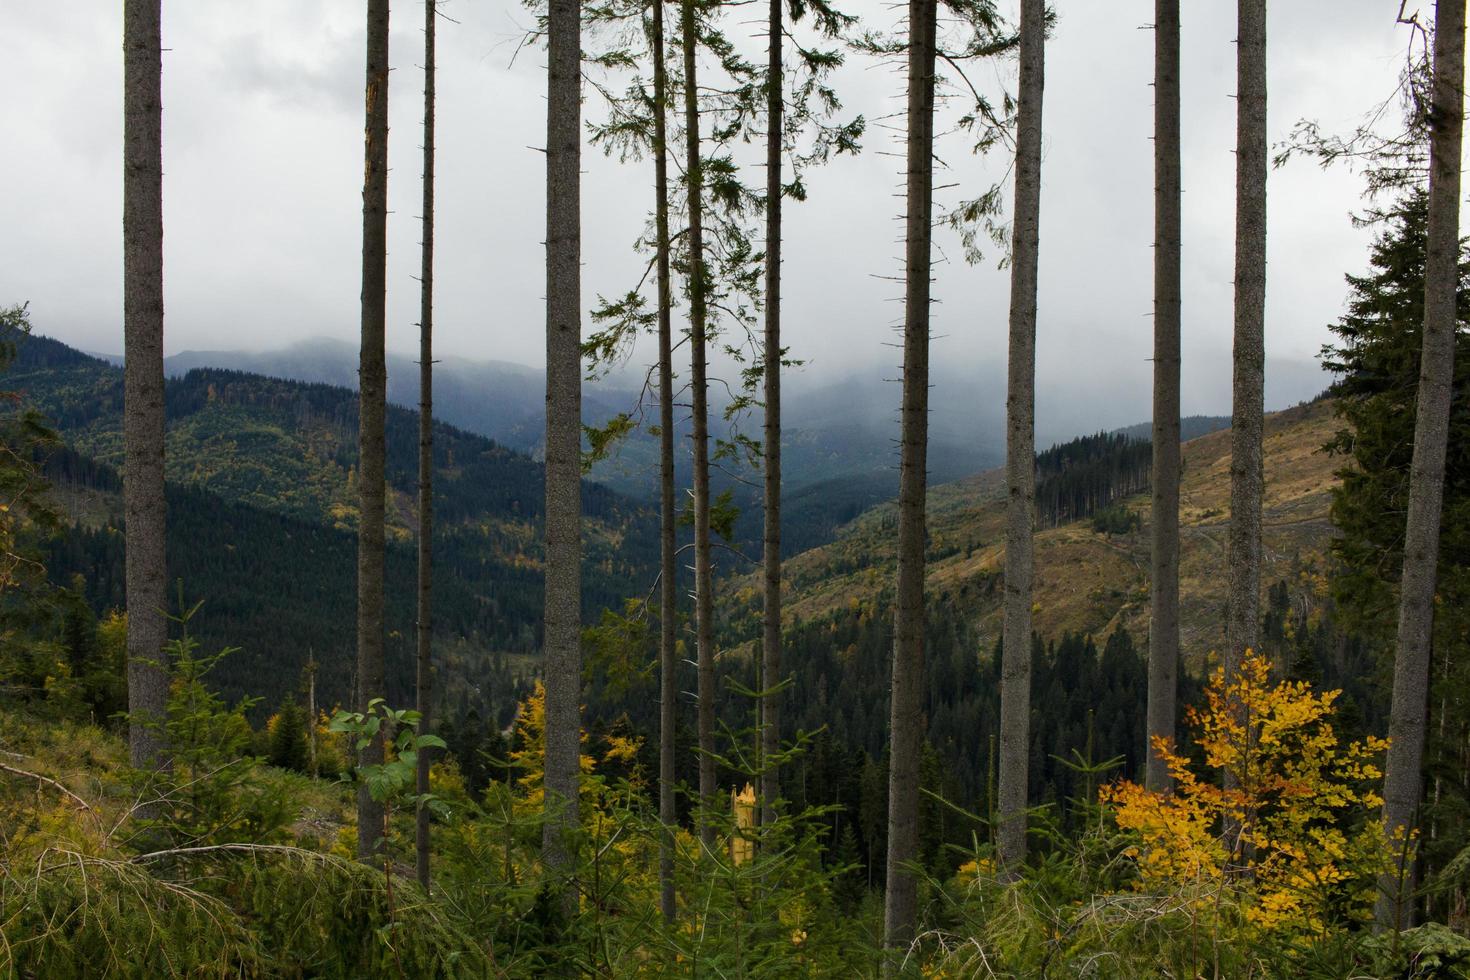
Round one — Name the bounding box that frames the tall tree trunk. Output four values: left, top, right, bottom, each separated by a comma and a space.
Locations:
414, 0, 437, 894
122, 0, 168, 773
680, 0, 717, 849
759, 0, 784, 832
1376, 0, 1464, 932
355, 0, 390, 863
996, 0, 1045, 875
1146, 0, 1182, 794
543, 0, 584, 898
651, 0, 679, 925
1226, 0, 1266, 678
882, 0, 936, 950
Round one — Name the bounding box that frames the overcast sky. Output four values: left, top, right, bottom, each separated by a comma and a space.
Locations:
0, 1, 1441, 431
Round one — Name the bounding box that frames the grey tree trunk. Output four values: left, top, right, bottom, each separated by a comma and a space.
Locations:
882, 0, 936, 951
680, 0, 717, 849
651, 0, 679, 925
759, 0, 784, 832
414, 0, 437, 894
307, 657, 317, 775
996, 0, 1045, 876
123, 0, 169, 773
1376, 0, 1464, 932
1146, 0, 1182, 794
1226, 0, 1266, 678
355, 0, 390, 862
542, 0, 584, 895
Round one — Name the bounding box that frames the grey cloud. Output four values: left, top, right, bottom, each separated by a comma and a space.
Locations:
0, 0, 1427, 428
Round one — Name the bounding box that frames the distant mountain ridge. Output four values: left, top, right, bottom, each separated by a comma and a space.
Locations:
1112, 415, 1232, 443
94, 337, 1007, 501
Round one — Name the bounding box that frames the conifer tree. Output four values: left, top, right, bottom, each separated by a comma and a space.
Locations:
884, 0, 937, 949
1378, 0, 1465, 932
758, 0, 785, 836
1319, 188, 1470, 927
1227, 0, 1267, 677
996, 0, 1045, 874
754, 0, 859, 831
268, 697, 310, 773
649, 0, 680, 924
579, 0, 855, 892
356, 0, 391, 862
415, 0, 437, 893
678, 0, 719, 849
1146, 0, 1182, 794
122, 0, 168, 772
543, 0, 585, 898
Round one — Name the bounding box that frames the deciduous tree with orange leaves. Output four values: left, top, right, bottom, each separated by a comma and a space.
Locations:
1104, 651, 1392, 934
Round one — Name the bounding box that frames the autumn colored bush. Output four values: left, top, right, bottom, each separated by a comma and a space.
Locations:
1103, 650, 1391, 934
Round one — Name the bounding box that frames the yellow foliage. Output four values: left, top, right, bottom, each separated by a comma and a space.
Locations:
601, 732, 642, 768
429, 758, 470, 804
1102, 650, 1390, 935
953, 856, 997, 885
508, 681, 595, 816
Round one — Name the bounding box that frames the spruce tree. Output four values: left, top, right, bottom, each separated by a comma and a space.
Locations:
415, 0, 437, 893
268, 698, 310, 773
543, 0, 585, 898
650, 0, 680, 924
1226, 0, 1267, 678
355, 0, 391, 863
759, 0, 786, 836
679, 0, 719, 848
122, 0, 168, 773
1378, 0, 1465, 930
883, 0, 937, 949
996, 0, 1045, 874
1146, 0, 1182, 794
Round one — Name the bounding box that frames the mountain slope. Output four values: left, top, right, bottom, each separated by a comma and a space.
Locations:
728, 399, 1341, 668
14, 334, 659, 717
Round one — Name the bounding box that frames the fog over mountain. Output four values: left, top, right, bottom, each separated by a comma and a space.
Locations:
4, 0, 1396, 449
101, 337, 1325, 506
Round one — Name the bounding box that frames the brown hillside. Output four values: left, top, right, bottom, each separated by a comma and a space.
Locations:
728, 399, 1341, 667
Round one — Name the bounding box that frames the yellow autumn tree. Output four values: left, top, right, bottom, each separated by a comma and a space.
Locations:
508, 682, 643, 812
1103, 650, 1390, 934
508, 680, 595, 817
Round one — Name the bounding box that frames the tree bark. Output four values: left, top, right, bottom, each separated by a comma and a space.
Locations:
414, 0, 437, 894
759, 0, 784, 833
123, 0, 169, 773
882, 0, 936, 951
1226, 0, 1266, 678
651, 0, 679, 925
1376, 0, 1464, 932
680, 0, 718, 849
355, 0, 390, 863
1146, 0, 1181, 794
997, 0, 1045, 876
542, 0, 585, 898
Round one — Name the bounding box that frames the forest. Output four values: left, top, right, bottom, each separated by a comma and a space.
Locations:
2, 0, 1469, 976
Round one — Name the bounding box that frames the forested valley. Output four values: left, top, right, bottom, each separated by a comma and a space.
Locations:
2, 0, 1469, 976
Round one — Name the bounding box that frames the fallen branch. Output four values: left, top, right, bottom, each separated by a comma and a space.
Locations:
130, 842, 351, 865
0, 763, 91, 811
